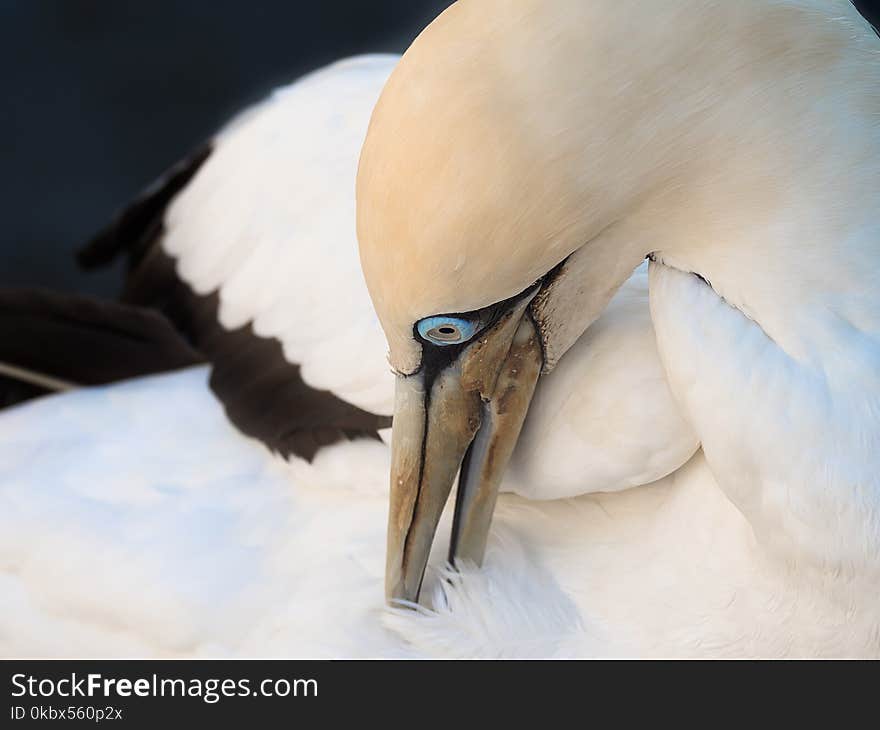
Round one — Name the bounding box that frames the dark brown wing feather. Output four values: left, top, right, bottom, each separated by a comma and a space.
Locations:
0, 375, 49, 410
0, 288, 203, 407
76, 147, 392, 462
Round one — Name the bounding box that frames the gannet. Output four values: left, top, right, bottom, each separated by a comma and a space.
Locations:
1, 0, 877, 656
3, 54, 693, 499
354, 0, 880, 630
0, 52, 697, 656
0, 265, 685, 657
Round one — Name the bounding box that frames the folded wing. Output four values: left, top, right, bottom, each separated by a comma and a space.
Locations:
77, 56, 400, 460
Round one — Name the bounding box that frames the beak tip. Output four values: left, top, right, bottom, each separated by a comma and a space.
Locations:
385, 571, 421, 607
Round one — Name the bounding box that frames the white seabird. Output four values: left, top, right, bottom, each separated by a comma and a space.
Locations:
1, 0, 878, 656
0, 53, 695, 657
357, 0, 880, 642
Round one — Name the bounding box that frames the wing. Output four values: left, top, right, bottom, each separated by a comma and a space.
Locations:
0, 288, 201, 408
78, 56, 399, 461
647, 261, 880, 573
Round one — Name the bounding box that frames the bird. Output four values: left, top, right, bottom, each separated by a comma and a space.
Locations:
1, 0, 879, 656
0, 54, 697, 657
354, 0, 880, 648
0, 265, 695, 657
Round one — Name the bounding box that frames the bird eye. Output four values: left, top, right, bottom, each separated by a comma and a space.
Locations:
417, 316, 479, 346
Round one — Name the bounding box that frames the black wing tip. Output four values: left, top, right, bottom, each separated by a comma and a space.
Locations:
0, 287, 204, 396
77, 143, 213, 271
76, 223, 123, 270
0, 373, 51, 411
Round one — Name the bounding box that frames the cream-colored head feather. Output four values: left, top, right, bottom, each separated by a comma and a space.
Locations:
357, 0, 878, 374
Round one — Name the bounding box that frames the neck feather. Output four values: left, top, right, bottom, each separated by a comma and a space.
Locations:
548, 0, 880, 382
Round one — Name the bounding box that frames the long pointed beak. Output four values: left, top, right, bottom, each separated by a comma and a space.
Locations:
385, 291, 543, 604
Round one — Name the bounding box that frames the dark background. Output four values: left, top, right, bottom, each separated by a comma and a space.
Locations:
0, 0, 453, 297
0, 0, 877, 299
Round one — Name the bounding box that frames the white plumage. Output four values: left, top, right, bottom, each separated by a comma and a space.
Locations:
0, 55, 704, 656
0, 272, 705, 657
508, 264, 698, 498
2, 363, 871, 656
164, 55, 397, 415
2, 0, 879, 657
3, 251, 874, 655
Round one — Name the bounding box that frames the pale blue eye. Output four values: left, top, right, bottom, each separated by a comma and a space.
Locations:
417, 316, 479, 345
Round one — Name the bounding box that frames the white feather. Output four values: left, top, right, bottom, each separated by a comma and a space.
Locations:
152, 55, 697, 495
505, 263, 699, 499
1, 366, 875, 657
163, 56, 400, 415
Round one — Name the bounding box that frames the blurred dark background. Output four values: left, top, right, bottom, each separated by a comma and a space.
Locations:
1, 0, 877, 299
0, 0, 453, 297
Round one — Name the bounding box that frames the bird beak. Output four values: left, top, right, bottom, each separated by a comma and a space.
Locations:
385, 288, 543, 604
